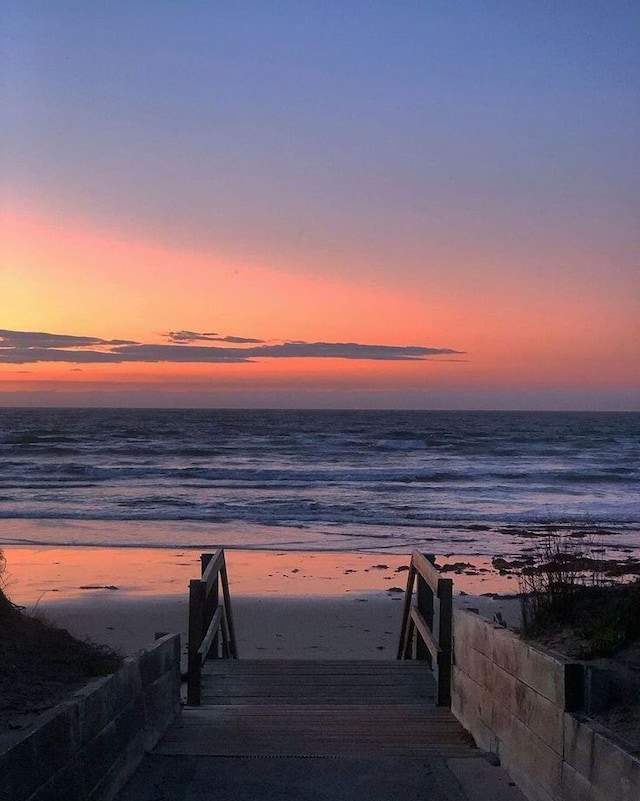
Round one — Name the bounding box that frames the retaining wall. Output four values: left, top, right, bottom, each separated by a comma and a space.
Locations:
0, 633, 180, 801
451, 608, 640, 801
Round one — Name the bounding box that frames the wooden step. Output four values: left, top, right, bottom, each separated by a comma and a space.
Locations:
157, 704, 475, 758
200, 659, 437, 705
153, 660, 475, 759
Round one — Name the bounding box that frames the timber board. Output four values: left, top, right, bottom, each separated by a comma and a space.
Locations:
157, 704, 474, 758
200, 659, 436, 704
159, 660, 474, 759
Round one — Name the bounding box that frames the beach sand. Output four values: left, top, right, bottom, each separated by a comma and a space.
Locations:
1, 546, 521, 664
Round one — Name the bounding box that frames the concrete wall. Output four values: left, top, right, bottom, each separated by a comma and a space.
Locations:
0, 633, 180, 801
451, 608, 640, 801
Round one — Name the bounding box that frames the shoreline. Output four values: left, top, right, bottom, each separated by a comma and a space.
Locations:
1, 545, 523, 662
2, 517, 639, 560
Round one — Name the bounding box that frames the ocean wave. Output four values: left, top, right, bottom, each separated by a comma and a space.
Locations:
0, 432, 79, 446
117, 496, 200, 508
2, 463, 634, 489
1, 500, 638, 527
0, 408, 637, 546
374, 438, 427, 451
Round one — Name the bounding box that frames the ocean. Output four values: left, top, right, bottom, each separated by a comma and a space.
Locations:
0, 408, 638, 557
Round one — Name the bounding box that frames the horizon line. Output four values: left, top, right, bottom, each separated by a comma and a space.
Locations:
0, 405, 637, 414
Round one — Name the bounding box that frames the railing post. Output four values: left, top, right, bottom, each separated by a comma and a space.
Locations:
201, 553, 213, 574
187, 549, 238, 706
187, 578, 205, 706
396, 551, 455, 708
437, 577, 453, 706
416, 575, 434, 665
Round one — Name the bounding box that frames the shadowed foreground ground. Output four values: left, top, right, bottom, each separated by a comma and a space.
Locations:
115, 660, 526, 801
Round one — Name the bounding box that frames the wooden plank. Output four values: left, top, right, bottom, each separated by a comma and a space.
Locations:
200, 675, 436, 687
397, 563, 416, 659
219, 601, 231, 658
199, 692, 437, 704
200, 674, 435, 686
203, 664, 434, 674
197, 606, 222, 662
402, 616, 415, 659
199, 686, 436, 697
201, 549, 225, 594
198, 659, 438, 707
201, 680, 430, 690
220, 562, 238, 658
199, 682, 436, 693
156, 703, 475, 758
201, 660, 435, 674
410, 605, 441, 661
211, 658, 428, 664
205, 660, 433, 686
199, 660, 436, 679
411, 550, 441, 594
183, 704, 461, 718
202, 666, 434, 675
200, 683, 436, 696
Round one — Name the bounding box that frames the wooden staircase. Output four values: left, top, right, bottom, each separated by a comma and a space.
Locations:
155, 659, 475, 759
114, 552, 530, 801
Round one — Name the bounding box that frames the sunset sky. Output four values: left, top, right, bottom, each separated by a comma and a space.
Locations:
2, 2, 638, 409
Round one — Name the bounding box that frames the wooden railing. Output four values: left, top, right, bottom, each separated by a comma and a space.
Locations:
397, 550, 453, 706
187, 549, 238, 705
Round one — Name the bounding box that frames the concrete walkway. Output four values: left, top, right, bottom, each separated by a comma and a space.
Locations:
115, 661, 526, 801
116, 753, 526, 800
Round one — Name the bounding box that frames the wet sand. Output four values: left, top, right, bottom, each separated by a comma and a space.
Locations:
1, 546, 522, 663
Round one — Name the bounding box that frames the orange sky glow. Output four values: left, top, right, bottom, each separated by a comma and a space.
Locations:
1, 206, 637, 409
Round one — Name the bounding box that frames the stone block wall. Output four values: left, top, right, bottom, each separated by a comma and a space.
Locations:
451, 608, 640, 801
0, 633, 180, 801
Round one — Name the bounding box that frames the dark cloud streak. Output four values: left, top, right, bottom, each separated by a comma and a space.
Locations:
0, 329, 464, 365
165, 330, 219, 342
112, 344, 251, 363
241, 342, 460, 360
0, 348, 131, 364
0, 330, 137, 349
165, 330, 264, 344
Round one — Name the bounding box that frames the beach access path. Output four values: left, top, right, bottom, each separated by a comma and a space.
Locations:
115, 659, 526, 801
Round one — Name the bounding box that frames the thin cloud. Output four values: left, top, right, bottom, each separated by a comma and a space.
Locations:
0, 328, 464, 365
112, 344, 251, 363
240, 342, 460, 360
165, 330, 219, 343
0, 329, 137, 349
165, 330, 264, 344
0, 348, 129, 364
221, 335, 266, 344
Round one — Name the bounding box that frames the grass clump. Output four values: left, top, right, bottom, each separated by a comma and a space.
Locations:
0, 548, 122, 723
518, 532, 640, 658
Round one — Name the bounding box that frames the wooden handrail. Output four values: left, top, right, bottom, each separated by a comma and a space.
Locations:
397, 550, 453, 706
410, 606, 441, 662
187, 549, 238, 705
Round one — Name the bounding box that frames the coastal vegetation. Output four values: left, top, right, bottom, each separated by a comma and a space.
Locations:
0, 548, 121, 727
518, 533, 640, 658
